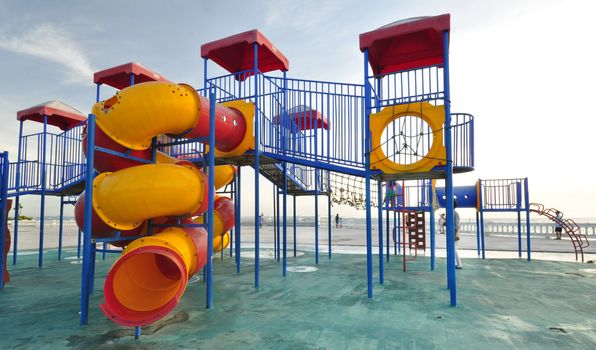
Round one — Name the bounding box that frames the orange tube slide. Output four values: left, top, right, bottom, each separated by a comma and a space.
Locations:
100, 223, 207, 326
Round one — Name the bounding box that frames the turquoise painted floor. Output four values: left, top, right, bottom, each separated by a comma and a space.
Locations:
0, 248, 595, 349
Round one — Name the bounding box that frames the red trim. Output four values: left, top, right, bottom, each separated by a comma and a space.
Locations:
17, 104, 86, 131
101, 246, 187, 327
201, 29, 289, 80
214, 196, 235, 232
94, 62, 171, 90
359, 14, 450, 75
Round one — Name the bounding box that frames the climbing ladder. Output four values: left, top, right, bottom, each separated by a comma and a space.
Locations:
529, 203, 589, 262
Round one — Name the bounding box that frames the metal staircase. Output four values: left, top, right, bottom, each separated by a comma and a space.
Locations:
529, 203, 589, 262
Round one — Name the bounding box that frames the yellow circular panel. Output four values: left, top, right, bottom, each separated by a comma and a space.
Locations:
370, 102, 446, 174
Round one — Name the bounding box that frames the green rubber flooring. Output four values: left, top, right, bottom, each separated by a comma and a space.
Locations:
1, 248, 595, 349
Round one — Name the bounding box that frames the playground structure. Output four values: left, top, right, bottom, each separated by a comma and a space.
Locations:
2, 14, 585, 336
529, 203, 589, 262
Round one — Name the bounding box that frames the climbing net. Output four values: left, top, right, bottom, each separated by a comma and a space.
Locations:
328, 172, 378, 210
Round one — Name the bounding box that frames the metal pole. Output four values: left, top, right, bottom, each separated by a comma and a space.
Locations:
80, 114, 96, 325
429, 181, 436, 271
235, 168, 241, 272
443, 31, 457, 306
364, 48, 373, 298
39, 115, 48, 268
328, 186, 332, 259
479, 180, 486, 259
58, 195, 64, 260
0, 152, 9, 289
475, 210, 480, 256
13, 121, 23, 265
253, 43, 261, 288
273, 184, 277, 261
524, 178, 531, 261
283, 162, 287, 276
516, 182, 522, 258
206, 89, 216, 308
315, 170, 319, 264
377, 180, 384, 284
276, 185, 281, 262
293, 195, 297, 257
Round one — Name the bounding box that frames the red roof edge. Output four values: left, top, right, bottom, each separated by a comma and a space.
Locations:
93, 62, 170, 89
17, 101, 87, 131
359, 14, 451, 75
200, 29, 289, 78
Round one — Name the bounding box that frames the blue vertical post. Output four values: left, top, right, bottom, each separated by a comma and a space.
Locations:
429, 181, 436, 271
443, 31, 457, 306
206, 89, 216, 308
385, 203, 390, 262
524, 178, 531, 261
0, 152, 9, 289
314, 169, 319, 264
253, 43, 261, 288
58, 195, 64, 260
479, 180, 486, 259
276, 186, 281, 262
273, 184, 277, 261
393, 209, 397, 255
377, 180, 384, 284
80, 114, 96, 325
13, 120, 24, 265
234, 168, 241, 272
363, 48, 373, 298
293, 195, 297, 257
282, 70, 288, 270
475, 210, 481, 256
328, 181, 332, 259
282, 162, 287, 276
77, 228, 82, 259
516, 182, 522, 258
95, 82, 108, 261
39, 115, 48, 268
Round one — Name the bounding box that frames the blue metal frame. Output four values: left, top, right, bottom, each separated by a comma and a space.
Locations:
363, 48, 374, 298
443, 31, 457, 306
0, 151, 9, 289
253, 43, 261, 288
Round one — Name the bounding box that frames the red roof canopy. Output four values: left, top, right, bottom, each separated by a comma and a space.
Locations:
201, 29, 289, 80
273, 106, 328, 131
359, 14, 450, 75
94, 62, 170, 89
17, 101, 86, 131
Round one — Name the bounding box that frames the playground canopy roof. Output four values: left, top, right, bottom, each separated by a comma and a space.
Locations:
17, 101, 86, 131
272, 105, 328, 131
359, 14, 450, 76
94, 62, 170, 89
201, 29, 289, 80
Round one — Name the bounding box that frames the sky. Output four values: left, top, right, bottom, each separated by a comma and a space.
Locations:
0, 0, 595, 220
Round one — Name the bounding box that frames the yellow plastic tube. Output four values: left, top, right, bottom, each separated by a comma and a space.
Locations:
101, 226, 207, 326
212, 165, 237, 190
213, 232, 230, 252
92, 82, 200, 150
92, 163, 207, 230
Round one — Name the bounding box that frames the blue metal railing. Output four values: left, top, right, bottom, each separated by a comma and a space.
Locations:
480, 178, 527, 211
370, 65, 445, 107
8, 123, 86, 196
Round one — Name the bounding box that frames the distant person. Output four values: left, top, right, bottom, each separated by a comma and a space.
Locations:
259, 213, 264, 229
444, 202, 462, 269
335, 213, 340, 228
438, 213, 446, 234
454, 202, 462, 269
554, 210, 563, 240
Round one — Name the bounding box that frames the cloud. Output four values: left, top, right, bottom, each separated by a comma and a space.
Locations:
0, 23, 94, 86
265, 0, 340, 32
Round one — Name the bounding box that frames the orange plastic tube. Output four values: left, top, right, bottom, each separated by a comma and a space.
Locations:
101, 225, 207, 326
